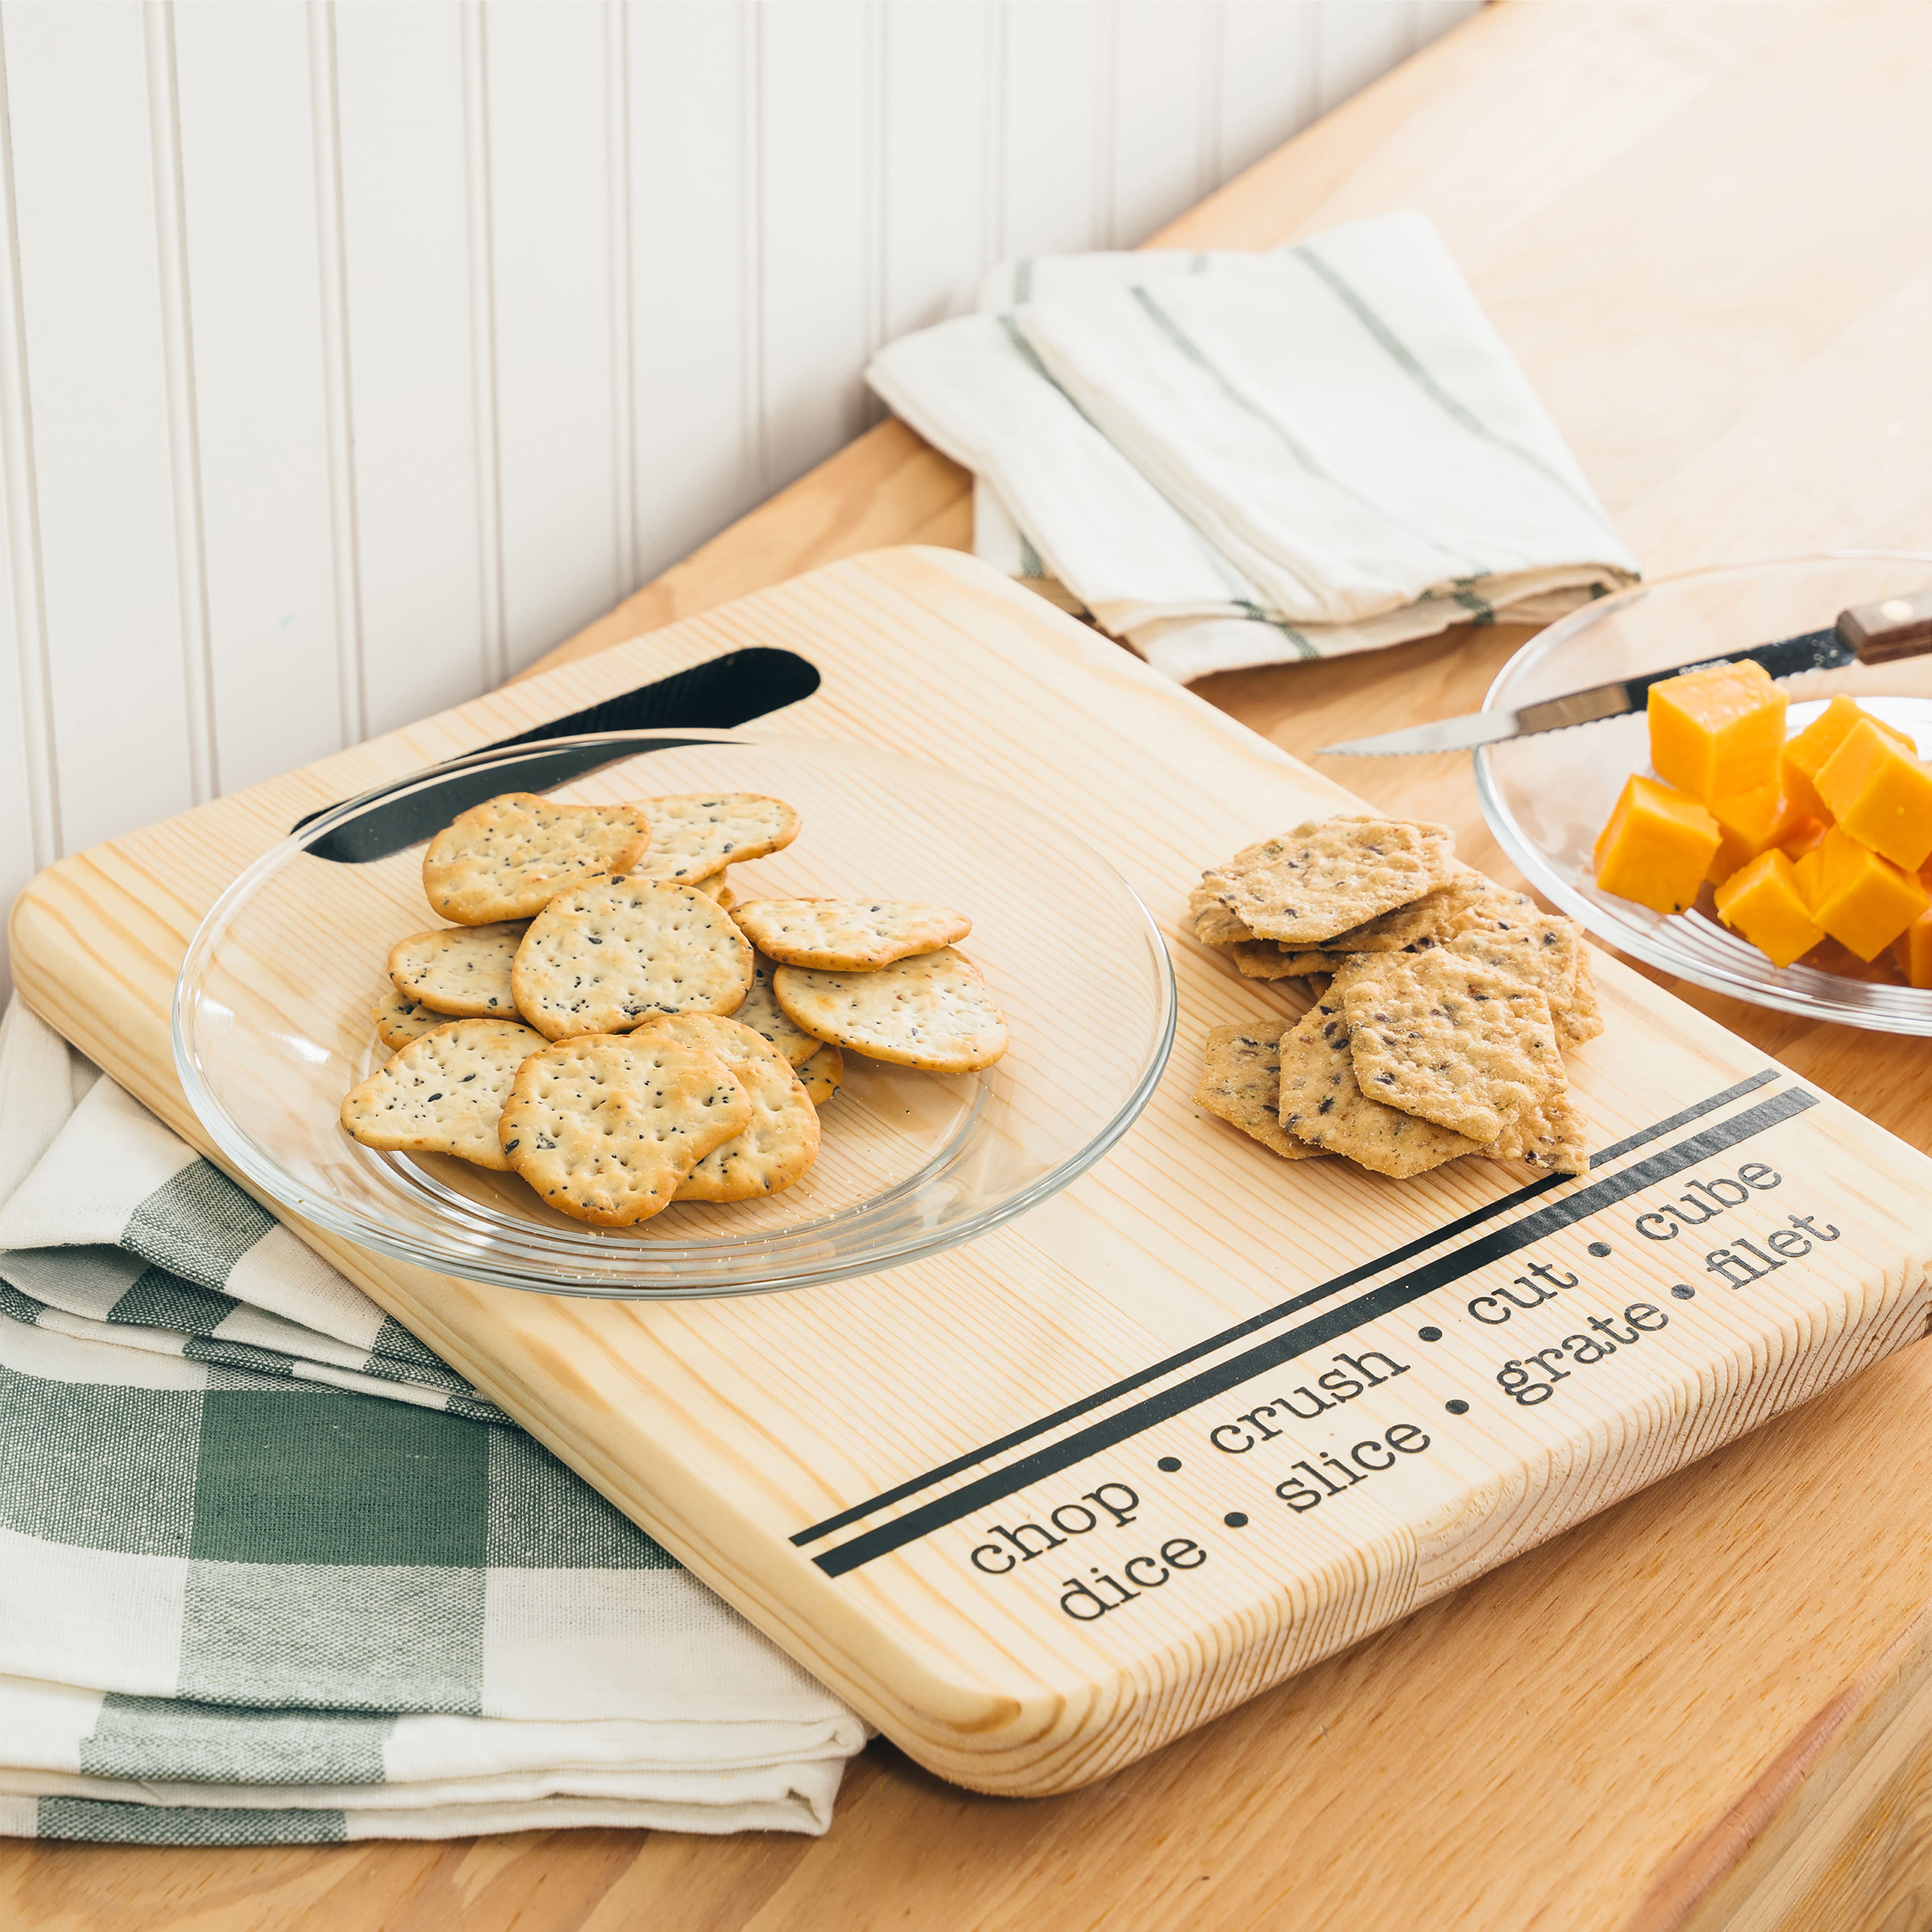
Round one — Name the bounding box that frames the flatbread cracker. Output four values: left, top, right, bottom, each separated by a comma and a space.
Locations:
1231, 940, 1344, 980
512, 877, 753, 1041
733, 898, 971, 972
1450, 907, 1605, 1046
1482, 1085, 1590, 1176
388, 921, 527, 1016
341, 1017, 546, 1171
635, 1012, 821, 1200
1339, 952, 1562, 1142
1322, 871, 1489, 953
796, 1042, 842, 1107
1189, 884, 1253, 947
422, 793, 651, 925
1202, 818, 1446, 943
372, 987, 447, 1051
773, 947, 1007, 1073
499, 1032, 752, 1226
1277, 996, 1484, 1178
626, 793, 800, 884
1194, 1024, 1325, 1160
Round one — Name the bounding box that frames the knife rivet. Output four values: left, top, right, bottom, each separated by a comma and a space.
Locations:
1881, 599, 1916, 623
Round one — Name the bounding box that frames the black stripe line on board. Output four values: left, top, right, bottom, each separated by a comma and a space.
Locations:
791, 1069, 1780, 1549
811, 1085, 1815, 1578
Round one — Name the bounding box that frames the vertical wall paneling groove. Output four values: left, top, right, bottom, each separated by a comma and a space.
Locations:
0, 5, 58, 932
143, 2, 216, 805
0, 0, 1473, 999
605, 0, 636, 597
307, 0, 366, 751
460, 0, 507, 693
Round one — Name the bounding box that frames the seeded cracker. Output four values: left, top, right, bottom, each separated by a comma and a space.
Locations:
1482, 1084, 1590, 1176
1339, 951, 1561, 1143
1450, 908, 1604, 1046
626, 793, 800, 884
734, 898, 971, 972
512, 877, 752, 1041
734, 953, 821, 1066
1189, 884, 1253, 947
388, 921, 527, 1016
341, 1018, 548, 1171
773, 947, 1007, 1073
422, 793, 652, 925
1194, 1024, 1325, 1160
1277, 995, 1484, 1178
1322, 870, 1490, 953
1202, 818, 1446, 943
635, 1012, 821, 1200
796, 1042, 843, 1107
499, 1033, 752, 1226
372, 987, 448, 1051
1231, 940, 1344, 980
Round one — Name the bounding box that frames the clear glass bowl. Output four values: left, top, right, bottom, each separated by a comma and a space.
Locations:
175, 732, 1175, 1297
1477, 553, 1932, 1033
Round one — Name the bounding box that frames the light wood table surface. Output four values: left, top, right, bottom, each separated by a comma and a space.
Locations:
13, 4, 1932, 1926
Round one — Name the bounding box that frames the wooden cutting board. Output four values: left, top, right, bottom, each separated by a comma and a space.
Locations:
12, 547, 1932, 1796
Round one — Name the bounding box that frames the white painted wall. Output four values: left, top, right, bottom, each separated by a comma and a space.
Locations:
0, 0, 1478, 994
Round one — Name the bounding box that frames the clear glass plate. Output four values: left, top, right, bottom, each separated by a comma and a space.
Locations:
175, 732, 1176, 1297
1476, 553, 1932, 1034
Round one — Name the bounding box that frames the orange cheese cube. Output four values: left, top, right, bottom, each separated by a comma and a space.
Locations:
1780, 817, 1828, 863
1713, 849, 1824, 969
1780, 695, 1914, 821
1705, 785, 1811, 884
1892, 909, 1932, 989
1792, 847, 1824, 912
1815, 718, 1932, 871
1809, 826, 1929, 961
1648, 660, 1787, 805
1593, 774, 1721, 915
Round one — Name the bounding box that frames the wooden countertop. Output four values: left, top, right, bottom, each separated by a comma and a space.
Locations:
13, 3, 1932, 1926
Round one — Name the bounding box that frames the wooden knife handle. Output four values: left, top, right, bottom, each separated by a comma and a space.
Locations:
1841, 585, 1932, 665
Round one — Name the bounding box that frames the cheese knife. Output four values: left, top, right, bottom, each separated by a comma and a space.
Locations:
1317, 585, 1932, 757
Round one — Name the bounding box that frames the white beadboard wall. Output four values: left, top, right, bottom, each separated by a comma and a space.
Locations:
0, 0, 1478, 997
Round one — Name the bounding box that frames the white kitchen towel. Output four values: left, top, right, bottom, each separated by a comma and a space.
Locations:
0, 998, 866, 1843
867, 212, 1637, 680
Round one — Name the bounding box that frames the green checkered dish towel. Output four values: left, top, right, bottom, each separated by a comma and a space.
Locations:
0, 1000, 865, 1843
867, 210, 1639, 682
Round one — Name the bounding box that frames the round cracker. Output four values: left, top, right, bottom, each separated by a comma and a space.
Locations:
498, 1032, 751, 1226
625, 793, 799, 884
388, 921, 527, 1016
511, 876, 753, 1041
341, 1017, 546, 1171
733, 898, 971, 972
796, 1042, 842, 1107
423, 793, 651, 925
372, 987, 447, 1051
633, 1013, 820, 1201
772, 947, 1007, 1073
733, 953, 819, 1066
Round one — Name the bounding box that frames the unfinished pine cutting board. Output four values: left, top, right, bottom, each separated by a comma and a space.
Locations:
12, 548, 1932, 1795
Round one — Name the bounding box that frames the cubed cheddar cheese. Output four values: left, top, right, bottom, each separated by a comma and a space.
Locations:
1891, 909, 1932, 990
1814, 718, 1932, 871
1792, 846, 1824, 913
1705, 785, 1811, 884
1781, 695, 1914, 821
1593, 774, 1721, 915
1780, 817, 1829, 863
1713, 849, 1824, 969
1648, 660, 1787, 805
1809, 825, 1930, 961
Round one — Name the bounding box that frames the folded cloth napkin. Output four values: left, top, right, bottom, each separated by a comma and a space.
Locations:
0, 1000, 865, 1844
867, 211, 1638, 682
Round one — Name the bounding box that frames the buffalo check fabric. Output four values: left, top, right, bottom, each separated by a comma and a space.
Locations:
0, 1001, 864, 1842
866, 211, 1638, 682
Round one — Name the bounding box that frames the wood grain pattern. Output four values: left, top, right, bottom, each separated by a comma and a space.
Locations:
13, 3, 1932, 1926
11, 542, 1932, 1809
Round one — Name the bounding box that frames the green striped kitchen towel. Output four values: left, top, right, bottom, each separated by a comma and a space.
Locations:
0, 1002, 864, 1841
867, 211, 1637, 681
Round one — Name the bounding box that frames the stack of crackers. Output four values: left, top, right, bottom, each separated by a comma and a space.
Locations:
1190, 815, 1602, 1179
340, 789, 1006, 1227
